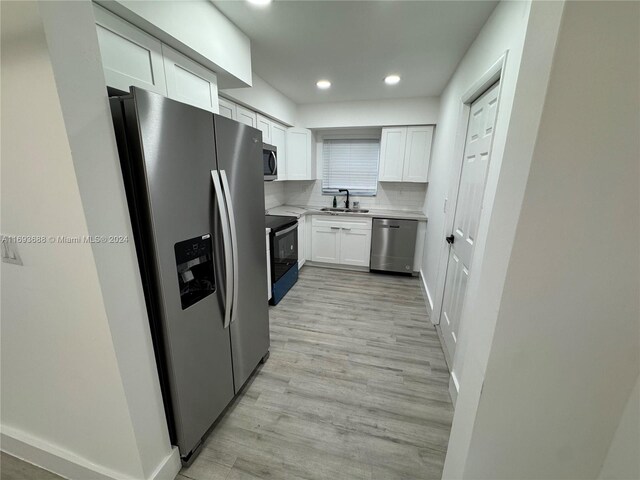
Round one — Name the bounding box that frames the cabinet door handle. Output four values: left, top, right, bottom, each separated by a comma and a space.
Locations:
330, 226, 340, 230
342, 227, 351, 231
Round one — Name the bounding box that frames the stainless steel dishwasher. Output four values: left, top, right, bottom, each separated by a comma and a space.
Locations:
370, 218, 418, 274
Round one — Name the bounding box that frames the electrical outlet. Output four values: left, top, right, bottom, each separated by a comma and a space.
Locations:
1, 236, 23, 266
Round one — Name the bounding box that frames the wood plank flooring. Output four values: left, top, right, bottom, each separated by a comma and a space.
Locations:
0, 453, 63, 480
181, 266, 453, 480
1, 267, 452, 480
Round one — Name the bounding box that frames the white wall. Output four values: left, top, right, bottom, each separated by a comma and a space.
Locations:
1, 2, 179, 479
421, 0, 533, 317
1, 1, 140, 477
264, 182, 287, 209
222, 74, 298, 127
96, 0, 252, 88
445, 1, 640, 477
599, 375, 640, 480
298, 97, 439, 129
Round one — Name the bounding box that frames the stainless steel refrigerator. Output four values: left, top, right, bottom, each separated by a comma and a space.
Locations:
109, 87, 270, 463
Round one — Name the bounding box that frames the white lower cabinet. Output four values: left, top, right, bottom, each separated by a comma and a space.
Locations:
339, 228, 372, 267
311, 216, 372, 267
311, 226, 341, 264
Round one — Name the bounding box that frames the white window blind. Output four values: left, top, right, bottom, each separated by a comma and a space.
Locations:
322, 139, 380, 196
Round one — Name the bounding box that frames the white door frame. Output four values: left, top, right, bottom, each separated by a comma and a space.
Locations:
432, 52, 509, 328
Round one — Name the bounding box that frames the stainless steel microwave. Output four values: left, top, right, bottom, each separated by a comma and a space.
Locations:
263, 143, 277, 181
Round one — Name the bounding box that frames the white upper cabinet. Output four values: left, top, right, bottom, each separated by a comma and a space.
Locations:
271, 122, 287, 181
162, 45, 219, 113
235, 105, 257, 128
379, 126, 433, 182
94, 5, 167, 95
379, 127, 407, 181
256, 114, 272, 144
286, 128, 314, 181
218, 97, 237, 120
402, 126, 434, 182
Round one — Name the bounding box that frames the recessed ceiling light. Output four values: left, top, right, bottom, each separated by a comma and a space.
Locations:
247, 0, 272, 6
384, 75, 401, 85
316, 80, 331, 90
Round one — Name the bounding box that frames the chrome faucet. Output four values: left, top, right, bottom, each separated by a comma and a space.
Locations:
339, 189, 350, 209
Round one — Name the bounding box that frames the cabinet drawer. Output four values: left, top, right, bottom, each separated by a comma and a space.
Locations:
311, 215, 372, 231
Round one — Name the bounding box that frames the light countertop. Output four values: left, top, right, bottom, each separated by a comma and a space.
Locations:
266, 205, 427, 222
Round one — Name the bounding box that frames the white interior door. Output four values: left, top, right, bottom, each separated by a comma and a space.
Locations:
440, 82, 500, 362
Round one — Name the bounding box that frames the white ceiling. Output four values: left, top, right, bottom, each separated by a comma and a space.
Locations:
213, 0, 498, 104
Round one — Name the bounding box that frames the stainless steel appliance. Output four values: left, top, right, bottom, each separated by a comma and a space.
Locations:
265, 215, 298, 305
263, 143, 277, 181
370, 218, 418, 275
110, 87, 270, 464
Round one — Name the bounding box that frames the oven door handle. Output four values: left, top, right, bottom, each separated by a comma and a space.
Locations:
275, 223, 298, 237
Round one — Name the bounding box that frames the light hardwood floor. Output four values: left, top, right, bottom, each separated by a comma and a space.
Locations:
0, 453, 63, 480
1, 267, 452, 480
181, 266, 453, 480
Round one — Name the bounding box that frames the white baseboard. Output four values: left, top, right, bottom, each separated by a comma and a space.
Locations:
147, 447, 181, 480
1, 425, 180, 480
305, 261, 368, 273
419, 270, 434, 319
449, 371, 460, 407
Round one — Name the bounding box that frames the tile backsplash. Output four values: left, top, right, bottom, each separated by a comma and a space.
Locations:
264, 181, 286, 210
280, 180, 426, 212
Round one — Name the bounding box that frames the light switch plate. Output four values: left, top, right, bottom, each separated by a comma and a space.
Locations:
1, 236, 23, 266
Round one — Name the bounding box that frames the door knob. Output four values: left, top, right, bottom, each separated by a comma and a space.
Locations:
446, 234, 455, 245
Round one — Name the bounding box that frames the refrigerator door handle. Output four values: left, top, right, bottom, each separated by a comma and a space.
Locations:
220, 170, 240, 325
211, 170, 233, 329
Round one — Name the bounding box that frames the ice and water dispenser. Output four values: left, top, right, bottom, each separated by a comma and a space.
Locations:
174, 234, 216, 310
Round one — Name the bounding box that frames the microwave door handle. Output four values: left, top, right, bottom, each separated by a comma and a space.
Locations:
211, 170, 233, 329
269, 151, 277, 174
220, 170, 239, 325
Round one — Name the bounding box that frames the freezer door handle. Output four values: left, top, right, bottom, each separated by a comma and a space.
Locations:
211, 170, 233, 329
220, 170, 239, 325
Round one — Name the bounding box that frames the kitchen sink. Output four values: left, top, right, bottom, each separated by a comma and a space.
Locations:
320, 207, 369, 214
